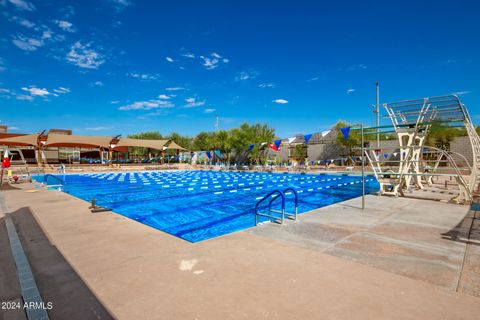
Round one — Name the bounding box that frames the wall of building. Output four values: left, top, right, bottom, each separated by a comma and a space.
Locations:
450, 136, 473, 166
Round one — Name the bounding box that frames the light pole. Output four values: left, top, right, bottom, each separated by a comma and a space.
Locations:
361, 123, 365, 210
375, 81, 380, 148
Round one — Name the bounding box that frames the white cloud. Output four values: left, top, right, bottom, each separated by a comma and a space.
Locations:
165, 87, 185, 91
66, 41, 105, 69
12, 36, 43, 51
8, 0, 36, 11
55, 20, 75, 32
158, 94, 170, 99
119, 99, 174, 111
17, 94, 34, 101
346, 88, 356, 94
18, 85, 70, 100
111, 100, 120, 104
53, 87, 70, 94
41, 30, 52, 39
128, 72, 159, 80
184, 97, 205, 108
235, 70, 259, 81
166, 56, 174, 63
9, 16, 35, 28
22, 86, 50, 96
86, 126, 113, 131
258, 82, 275, 88
443, 59, 457, 65
204, 108, 216, 114
60, 5, 75, 18
273, 99, 288, 104
307, 76, 319, 82
110, 0, 132, 11
199, 53, 229, 70
452, 91, 470, 96
93, 81, 104, 87
182, 53, 195, 58
346, 64, 367, 72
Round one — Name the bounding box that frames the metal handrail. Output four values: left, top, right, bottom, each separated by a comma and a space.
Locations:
43, 174, 65, 185
255, 190, 284, 225
283, 187, 298, 221
254, 188, 300, 226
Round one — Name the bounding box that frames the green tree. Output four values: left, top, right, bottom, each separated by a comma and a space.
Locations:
229, 123, 276, 164
211, 130, 233, 163
425, 125, 467, 150
166, 132, 192, 150
193, 131, 215, 150
291, 144, 306, 162
127, 131, 164, 156
335, 121, 360, 155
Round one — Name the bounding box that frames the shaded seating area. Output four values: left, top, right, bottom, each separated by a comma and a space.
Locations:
0, 133, 187, 166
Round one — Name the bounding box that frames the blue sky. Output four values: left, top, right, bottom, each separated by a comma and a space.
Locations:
0, 0, 479, 138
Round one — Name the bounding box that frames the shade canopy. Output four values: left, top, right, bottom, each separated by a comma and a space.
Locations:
0, 133, 41, 146
114, 138, 169, 151
44, 134, 113, 148
166, 140, 187, 150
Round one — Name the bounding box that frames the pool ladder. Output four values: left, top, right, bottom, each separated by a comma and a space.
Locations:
43, 174, 65, 187
255, 188, 298, 226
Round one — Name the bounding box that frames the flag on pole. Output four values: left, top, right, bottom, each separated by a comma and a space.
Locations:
274, 139, 282, 150
268, 143, 280, 152
304, 134, 313, 144
2, 150, 10, 168
340, 127, 351, 142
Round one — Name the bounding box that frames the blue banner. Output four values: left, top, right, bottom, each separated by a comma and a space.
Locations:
206, 151, 212, 159
304, 133, 313, 144
340, 127, 351, 142
274, 139, 282, 149
214, 150, 222, 158
247, 144, 254, 151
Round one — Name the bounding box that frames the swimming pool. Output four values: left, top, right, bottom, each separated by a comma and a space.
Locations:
35, 170, 379, 242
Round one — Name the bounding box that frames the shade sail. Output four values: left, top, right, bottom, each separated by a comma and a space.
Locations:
114, 138, 169, 151
44, 134, 113, 148
0, 133, 40, 146
166, 140, 186, 150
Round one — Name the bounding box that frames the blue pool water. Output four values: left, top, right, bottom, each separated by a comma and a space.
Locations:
34, 170, 379, 242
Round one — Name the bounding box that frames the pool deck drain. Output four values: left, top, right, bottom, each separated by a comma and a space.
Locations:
1, 182, 480, 319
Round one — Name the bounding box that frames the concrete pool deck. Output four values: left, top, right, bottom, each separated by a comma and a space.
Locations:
1, 182, 480, 319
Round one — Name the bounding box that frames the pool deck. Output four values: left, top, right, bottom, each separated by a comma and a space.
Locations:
1, 182, 480, 319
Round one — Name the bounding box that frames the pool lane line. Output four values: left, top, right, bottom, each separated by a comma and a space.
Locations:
93, 178, 373, 209
62, 176, 358, 201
